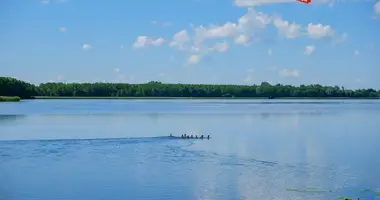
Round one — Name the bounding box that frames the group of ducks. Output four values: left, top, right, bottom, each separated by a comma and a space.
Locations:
180, 133, 210, 140
168, 133, 210, 139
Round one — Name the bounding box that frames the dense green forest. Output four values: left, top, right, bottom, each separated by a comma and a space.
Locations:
0, 77, 38, 99
1, 76, 380, 99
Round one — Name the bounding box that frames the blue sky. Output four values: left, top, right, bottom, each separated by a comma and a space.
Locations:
0, 0, 379, 88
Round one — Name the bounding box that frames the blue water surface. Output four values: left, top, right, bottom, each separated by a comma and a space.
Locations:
0, 99, 379, 200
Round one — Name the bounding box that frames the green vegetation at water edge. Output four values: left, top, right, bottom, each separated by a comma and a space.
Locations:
1, 76, 380, 99
0, 96, 21, 102
0, 77, 36, 99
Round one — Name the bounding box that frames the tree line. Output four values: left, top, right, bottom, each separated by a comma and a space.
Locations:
1, 77, 379, 99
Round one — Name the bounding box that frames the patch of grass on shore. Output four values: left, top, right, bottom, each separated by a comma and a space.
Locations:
0, 96, 21, 102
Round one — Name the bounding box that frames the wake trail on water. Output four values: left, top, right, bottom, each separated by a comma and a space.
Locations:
0, 136, 327, 170
0, 136, 195, 144
0, 136, 344, 173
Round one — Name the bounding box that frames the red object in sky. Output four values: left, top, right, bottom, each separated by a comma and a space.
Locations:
297, 0, 311, 4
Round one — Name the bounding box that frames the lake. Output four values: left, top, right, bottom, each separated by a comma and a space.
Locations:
0, 99, 379, 200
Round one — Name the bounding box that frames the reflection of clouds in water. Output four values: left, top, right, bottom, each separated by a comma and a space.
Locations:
190, 151, 344, 199
277, 112, 300, 131
193, 163, 220, 200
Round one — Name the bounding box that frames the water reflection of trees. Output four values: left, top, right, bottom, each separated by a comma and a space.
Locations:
0, 115, 26, 124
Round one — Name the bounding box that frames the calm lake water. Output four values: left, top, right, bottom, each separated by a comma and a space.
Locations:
1, 99, 380, 200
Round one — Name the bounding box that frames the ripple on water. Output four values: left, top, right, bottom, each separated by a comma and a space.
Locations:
0, 137, 378, 200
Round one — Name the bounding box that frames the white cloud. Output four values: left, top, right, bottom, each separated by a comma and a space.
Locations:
151, 37, 166, 46
211, 41, 229, 52
133, 36, 166, 48
194, 22, 238, 42
354, 50, 359, 56
120, 45, 125, 49
191, 9, 271, 44
82, 44, 91, 50
247, 68, 254, 73
273, 18, 301, 38
133, 36, 150, 48
58, 26, 67, 33
272, 18, 335, 40
235, 34, 249, 45
374, 2, 380, 18
114, 68, 120, 73
279, 69, 300, 77
268, 48, 273, 55
174, 8, 335, 49
307, 23, 335, 39
187, 55, 200, 65
169, 30, 190, 50
137, 8, 339, 64
304, 45, 316, 56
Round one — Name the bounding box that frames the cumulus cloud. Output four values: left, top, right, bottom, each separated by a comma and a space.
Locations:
167, 8, 336, 51
273, 18, 301, 38
136, 8, 340, 63
151, 38, 166, 46
273, 19, 335, 39
82, 43, 91, 50
279, 69, 300, 77
187, 55, 201, 65
169, 30, 191, 50
133, 36, 166, 48
304, 45, 316, 56
211, 41, 229, 52
306, 23, 335, 39
235, 34, 250, 45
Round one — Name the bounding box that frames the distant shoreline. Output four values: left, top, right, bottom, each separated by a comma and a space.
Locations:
2, 77, 380, 100
32, 96, 380, 100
